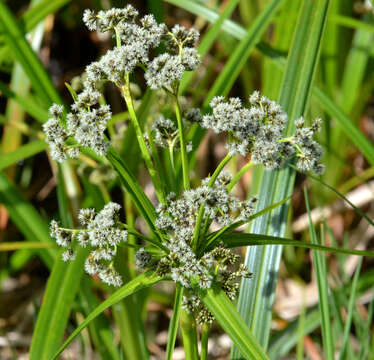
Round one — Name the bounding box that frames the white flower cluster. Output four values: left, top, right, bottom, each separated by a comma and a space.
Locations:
150, 115, 192, 152
50, 202, 127, 287
42, 105, 77, 162
145, 25, 200, 90
44, 5, 201, 162
154, 172, 256, 289
180, 245, 252, 324
200, 91, 324, 173
135, 247, 151, 270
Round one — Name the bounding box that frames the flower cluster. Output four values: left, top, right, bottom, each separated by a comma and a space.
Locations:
150, 115, 192, 152
181, 244, 252, 324
44, 5, 200, 162
199, 91, 324, 173
152, 171, 256, 291
145, 25, 200, 90
50, 202, 127, 287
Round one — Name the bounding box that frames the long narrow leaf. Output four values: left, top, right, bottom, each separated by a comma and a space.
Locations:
51, 271, 164, 360
233, 1, 331, 354
0, 1, 61, 105
220, 233, 374, 258
305, 190, 334, 360
193, 282, 269, 360
0, 140, 47, 171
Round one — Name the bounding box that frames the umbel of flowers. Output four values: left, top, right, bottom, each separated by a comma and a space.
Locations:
45, 6, 325, 323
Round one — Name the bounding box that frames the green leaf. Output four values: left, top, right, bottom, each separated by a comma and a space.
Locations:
106, 148, 158, 236
305, 190, 334, 360
22, 0, 72, 33
179, 0, 240, 94
165, 284, 183, 360
51, 271, 164, 360
30, 248, 89, 360
0, 140, 47, 171
0, 172, 54, 267
220, 232, 374, 258
193, 282, 269, 360
205, 0, 285, 102
0, 81, 49, 122
338, 259, 362, 360
233, 1, 331, 354
0, 1, 62, 106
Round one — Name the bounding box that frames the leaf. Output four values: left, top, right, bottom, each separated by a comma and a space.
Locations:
51, 271, 164, 360
30, 248, 89, 360
0, 140, 47, 171
0, 172, 54, 267
233, 1, 331, 354
205, 0, 285, 102
179, 0, 240, 94
193, 281, 269, 360
305, 190, 334, 360
0, 242, 56, 251
106, 148, 158, 236
220, 232, 374, 258
0, 1, 62, 105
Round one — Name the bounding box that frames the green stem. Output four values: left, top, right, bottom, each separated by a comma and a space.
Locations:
180, 310, 199, 360
168, 144, 177, 192
122, 80, 166, 204
227, 161, 254, 192
165, 284, 184, 360
192, 154, 233, 251
208, 153, 232, 187
200, 323, 210, 360
173, 93, 189, 190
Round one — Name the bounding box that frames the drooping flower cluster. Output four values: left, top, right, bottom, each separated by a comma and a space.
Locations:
197, 91, 324, 173
50, 202, 127, 287
43, 5, 200, 162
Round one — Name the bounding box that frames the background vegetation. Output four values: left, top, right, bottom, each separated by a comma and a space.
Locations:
0, 0, 373, 359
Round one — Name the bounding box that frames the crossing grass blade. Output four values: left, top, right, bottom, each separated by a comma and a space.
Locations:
192, 282, 269, 360
232, 1, 331, 356
106, 148, 158, 235
51, 271, 164, 360
305, 190, 334, 360
219, 233, 374, 258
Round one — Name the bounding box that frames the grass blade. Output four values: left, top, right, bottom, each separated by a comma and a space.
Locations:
30, 248, 89, 360
180, 0, 240, 94
233, 1, 331, 354
0, 172, 54, 267
51, 271, 163, 360
338, 259, 362, 360
165, 284, 183, 360
0, 140, 47, 171
305, 190, 334, 360
205, 0, 284, 101
193, 281, 269, 360
220, 233, 374, 258
0, 1, 61, 105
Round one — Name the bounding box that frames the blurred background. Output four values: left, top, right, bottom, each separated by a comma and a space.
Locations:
0, 0, 373, 359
